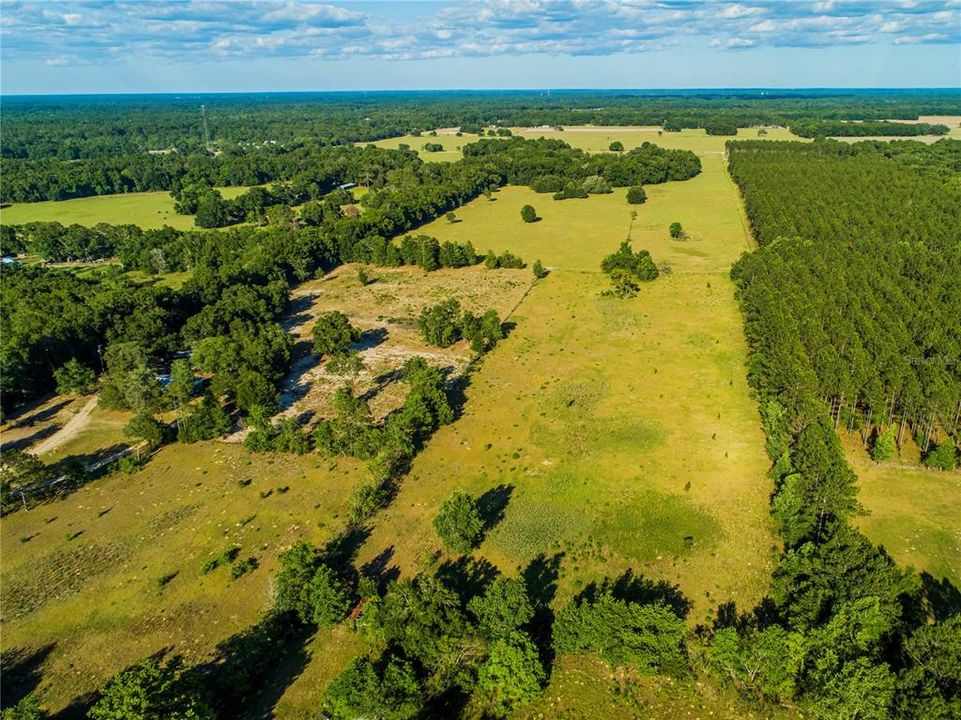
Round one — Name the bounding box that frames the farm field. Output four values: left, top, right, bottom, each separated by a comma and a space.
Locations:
362, 131, 477, 162
0, 185, 249, 231
842, 436, 961, 588
0, 442, 365, 716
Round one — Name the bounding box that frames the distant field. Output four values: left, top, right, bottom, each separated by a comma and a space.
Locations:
0, 186, 249, 230
843, 435, 961, 587
362, 132, 477, 162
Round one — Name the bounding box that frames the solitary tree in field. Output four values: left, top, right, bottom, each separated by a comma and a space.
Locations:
609, 140, 624, 152
434, 490, 484, 553
445, 211, 457, 223
312, 311, 360, 357
626, 186, 647, 205
669, 222, 684, 239
520, 205, 538, 223
532, 259, 548, 279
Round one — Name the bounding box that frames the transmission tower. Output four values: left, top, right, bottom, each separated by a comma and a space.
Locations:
200, 104, 211, 150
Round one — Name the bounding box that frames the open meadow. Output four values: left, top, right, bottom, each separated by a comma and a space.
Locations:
0, 441, 367, 715
842, 435, 961, 588
0, 186, 250, 231
362, 131, 477, 162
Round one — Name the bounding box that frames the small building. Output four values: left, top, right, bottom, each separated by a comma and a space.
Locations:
338, 182, 357, 191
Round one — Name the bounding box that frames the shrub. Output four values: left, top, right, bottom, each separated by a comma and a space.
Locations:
669, 221, 684, 239
609, 141, 624, 152
532, 259, 548, 279
626, 186, 647, 204
124, 412, 167, 450
520, 205, 538, 223
553, 593, 686, 675
530, 175, 564, 193
581, 175, 612, 194
476, 632, 545, 717
418, 298, 462, 348
323, 655, 423, 720
230, 557, 258, 580
312, 311, 360, 357
870, 427, 896, 462
925, 440, 957, 471
433, 490, 483, 553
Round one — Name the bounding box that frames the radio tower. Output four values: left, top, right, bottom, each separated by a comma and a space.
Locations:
200, 104, 211, 151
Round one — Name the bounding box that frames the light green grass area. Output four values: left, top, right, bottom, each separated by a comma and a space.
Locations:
0, 442, 364, 715
0, 186, 249, 231
843, 437, 961, 587
357, 135, 775, 621
362, 132, 480, 162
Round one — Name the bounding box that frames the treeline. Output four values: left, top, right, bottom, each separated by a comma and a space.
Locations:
1, 142, 419, 203
709, 139, 960, 719
789, 119, 951, 138
463, 137, 701, 189
4, 90, 959, 161
727, 139, 961, 454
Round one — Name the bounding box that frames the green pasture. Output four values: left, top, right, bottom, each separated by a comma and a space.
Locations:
362, 132, 479, 162
0, 186, 249, 231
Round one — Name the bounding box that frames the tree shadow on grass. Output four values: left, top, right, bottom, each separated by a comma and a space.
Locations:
921, 572, 961, 622
523, 552, 565, 671
360, 546, 400, 592
476, 483, 513, 538
436, 555, 499, 606
355, 327, 388, 351
0, 644, 56, 710
1, 424, 60, 452
574, 569, 692, 620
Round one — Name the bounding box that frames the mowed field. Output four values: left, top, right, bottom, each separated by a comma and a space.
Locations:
842, 436, 961, 588
0, 186, 249, 231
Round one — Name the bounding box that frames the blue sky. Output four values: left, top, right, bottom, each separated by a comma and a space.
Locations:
1, 1, 959, 94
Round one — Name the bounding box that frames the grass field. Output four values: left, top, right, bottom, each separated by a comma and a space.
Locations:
3, 128, 781, 717
842, 435, 961, 587
0, 186, 250, 231
362, 131, 479, 162
0, 442, 365, 715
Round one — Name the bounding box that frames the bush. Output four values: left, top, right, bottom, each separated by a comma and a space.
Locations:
418, 298, 462, 348
552, 182, 589, 200
313, 311, 360, 357
433, 490, 483, 553
870, 427, 896, 462
323, 655, 423, 720
626, 186, 647, 204
532, 259, 548, 279
476, 632, 545, 717
520, 205, 538, 223
669, 221, 684, 239
530, 175, 564, 193
553, 593, 686, 675
88, 657, 214, 720
924, 440, 957, 471
54, 358, 96, 395
581, 175, 612, 194
609, 141, 624, 152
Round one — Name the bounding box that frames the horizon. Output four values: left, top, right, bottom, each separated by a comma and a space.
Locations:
1, 1, 959, 94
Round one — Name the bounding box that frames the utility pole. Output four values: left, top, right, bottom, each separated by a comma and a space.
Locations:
200, 104, 211, 151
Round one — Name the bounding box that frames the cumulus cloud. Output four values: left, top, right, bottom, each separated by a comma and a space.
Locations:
1, 0, 958, 65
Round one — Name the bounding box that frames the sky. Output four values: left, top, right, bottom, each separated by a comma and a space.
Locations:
1, 0, 959, 94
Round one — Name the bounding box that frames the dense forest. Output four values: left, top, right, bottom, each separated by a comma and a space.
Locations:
2, 89, 957, 201
728, 139, 961, 454
716, 137, 960, 718
789, 119, 951, 138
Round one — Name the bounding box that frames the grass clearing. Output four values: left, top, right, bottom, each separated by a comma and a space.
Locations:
355, 132, 775, 629
843, 435, 961, 587
362, 132, 478, 162
0, 186, 248, 230
0, 442, 363, 715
